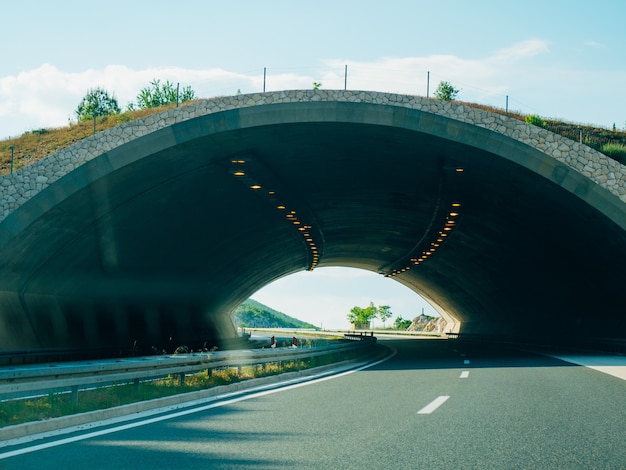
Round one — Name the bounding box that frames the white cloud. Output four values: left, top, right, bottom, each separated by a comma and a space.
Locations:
584, 40, 606, 48
489, 39, 550, 61
1, 38, 619, 140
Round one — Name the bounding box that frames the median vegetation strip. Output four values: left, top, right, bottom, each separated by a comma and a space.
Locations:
0, 348, 363, 428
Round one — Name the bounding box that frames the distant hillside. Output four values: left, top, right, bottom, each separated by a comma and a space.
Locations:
233, 299, 318, 329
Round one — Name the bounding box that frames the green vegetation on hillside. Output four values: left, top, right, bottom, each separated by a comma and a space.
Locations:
2, 95, 625, 176
233, 299, 318, 329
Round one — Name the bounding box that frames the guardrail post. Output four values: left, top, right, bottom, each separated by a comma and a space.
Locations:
71, 385, 78, 405
207, 368, 212, 378
179, 372, 185, 386
237, 365, 242, 376
133, 378, 140, 394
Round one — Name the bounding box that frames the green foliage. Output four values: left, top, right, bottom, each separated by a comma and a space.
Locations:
525, 114, 547, 128
75, 87, 121, 122
377, 305, 392, 326
347, 301, 378, 327
394, 316, 412, 330
133, 79, 196, 109
0, 349, 359, 427
313, 82, 322, 90
29, 128, 49, 135
434, 81, 459, 101
601, 142, 626, 164
233, 299, 317, 329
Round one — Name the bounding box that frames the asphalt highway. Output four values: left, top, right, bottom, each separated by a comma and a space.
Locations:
1, 338, 624, 469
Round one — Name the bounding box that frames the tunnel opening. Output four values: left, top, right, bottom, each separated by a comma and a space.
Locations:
244, 266, 444, 331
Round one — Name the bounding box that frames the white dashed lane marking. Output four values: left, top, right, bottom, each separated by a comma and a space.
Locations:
417, 396, 450, 414
460, 371, 470, 378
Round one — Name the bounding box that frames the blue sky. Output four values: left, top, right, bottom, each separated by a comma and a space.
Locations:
2, 0, 625, 328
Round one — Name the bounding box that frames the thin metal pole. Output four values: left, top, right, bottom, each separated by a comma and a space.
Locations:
9, 145, 14, 174
263, 67, 266, 93
344, 64, 348, 90
176, 82, 180, 107
427, 71, 430, 98
505, 95, 509, 115
93, 115, 96, 135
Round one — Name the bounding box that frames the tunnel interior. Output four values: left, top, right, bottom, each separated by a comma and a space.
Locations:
0, 100, 624, 353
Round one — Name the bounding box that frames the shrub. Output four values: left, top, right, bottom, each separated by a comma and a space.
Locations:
525, 114, 547, 128
600, 142, 626, 164
434, 81, 459, 101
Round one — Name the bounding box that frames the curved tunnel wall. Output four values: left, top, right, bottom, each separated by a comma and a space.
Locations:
0, 90, 624, 352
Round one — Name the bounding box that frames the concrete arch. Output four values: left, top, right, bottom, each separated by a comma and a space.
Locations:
0, 90, 624, 352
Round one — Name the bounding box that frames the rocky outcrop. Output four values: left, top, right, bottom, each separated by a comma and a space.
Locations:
408, 314, 447, 333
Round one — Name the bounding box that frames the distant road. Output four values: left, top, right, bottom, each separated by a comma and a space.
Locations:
2, 339, 625, 469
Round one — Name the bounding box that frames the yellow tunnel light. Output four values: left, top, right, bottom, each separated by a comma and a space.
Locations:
444, 227, 453, 231
233, 171, 245, 177
455, 167, 464, 173
250, 184, 262, 190
449, 212, 459, 217
451, 202, 461, 207
277, 205, 286, 210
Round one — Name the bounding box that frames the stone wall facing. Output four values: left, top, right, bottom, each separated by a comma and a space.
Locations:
1, 90, 625, 223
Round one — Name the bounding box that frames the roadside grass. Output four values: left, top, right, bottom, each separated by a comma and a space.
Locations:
0, 350, 360, 428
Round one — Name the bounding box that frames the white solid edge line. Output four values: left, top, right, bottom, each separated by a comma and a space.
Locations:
0, 348, 397, 460
544, 353, 626, 381
460, 371, 470, 378
417, 395, 450, 414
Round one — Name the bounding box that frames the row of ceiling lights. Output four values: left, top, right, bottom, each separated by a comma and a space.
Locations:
384, 201, 462, 277
385, 166, 465, 277
230, 159, 320, 270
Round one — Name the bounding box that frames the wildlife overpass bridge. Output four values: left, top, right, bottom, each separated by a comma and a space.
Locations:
0, 90, 624, 353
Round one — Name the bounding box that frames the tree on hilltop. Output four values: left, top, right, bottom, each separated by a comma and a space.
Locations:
434, 81, 460, 101
130, 79, 196, 109
75, 87, 121, 122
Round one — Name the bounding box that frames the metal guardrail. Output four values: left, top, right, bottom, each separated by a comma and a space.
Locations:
0, 338, 376, 402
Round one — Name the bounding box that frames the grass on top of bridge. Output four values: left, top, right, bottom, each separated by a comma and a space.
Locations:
1, 96, 625, 176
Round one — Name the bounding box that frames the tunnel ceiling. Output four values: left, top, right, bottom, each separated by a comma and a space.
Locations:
0, 97, 625, 350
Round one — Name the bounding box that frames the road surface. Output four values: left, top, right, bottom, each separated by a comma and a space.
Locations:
1, 339, 624, 469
